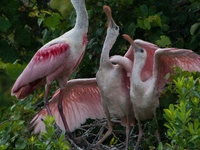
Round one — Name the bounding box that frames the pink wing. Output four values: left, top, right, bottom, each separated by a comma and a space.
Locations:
154, 48, 200, 93
124, 39, 159, 81
27, 78, 106, 134
11, 43, 70, 100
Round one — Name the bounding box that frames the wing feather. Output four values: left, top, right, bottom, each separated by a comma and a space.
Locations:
11, 42, 70, 99
27, 78, 105, 133
154, 48, 200, 93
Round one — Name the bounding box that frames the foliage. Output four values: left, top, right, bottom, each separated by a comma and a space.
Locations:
34, 115, 69, 150
162, 69, 200, 149
0, 0, 200, 149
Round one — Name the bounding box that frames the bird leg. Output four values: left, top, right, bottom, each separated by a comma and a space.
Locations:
125, 116, 131, 150
57, 89, 72, 137
44, 84, 53, 116
57, 89, 87, 148
156, 129, 161, 142
134, 120, 143, 150
96, 116, 113, 146
155, 116, 161, 142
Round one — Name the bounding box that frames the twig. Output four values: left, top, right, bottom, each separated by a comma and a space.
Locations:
0, 119, 12, 126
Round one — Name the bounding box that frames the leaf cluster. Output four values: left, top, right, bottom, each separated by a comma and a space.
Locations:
162, 68, 200, 149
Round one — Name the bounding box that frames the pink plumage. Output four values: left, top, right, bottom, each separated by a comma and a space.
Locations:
124, 39, 159, 81
123, 34, 200, 149
11, 43, 70, 99
11, 0, 89, 136
153, 48, 200, 93
27, 78, 105, 134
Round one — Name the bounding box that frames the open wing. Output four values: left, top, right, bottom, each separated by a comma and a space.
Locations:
154, 48, 200, 92
27, 78, 106, 134
11, 39, 70, 100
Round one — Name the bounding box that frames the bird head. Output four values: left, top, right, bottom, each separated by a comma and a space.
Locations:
134, 39, 159, 52
103, 6, 119, 36
123, 34, 147, 60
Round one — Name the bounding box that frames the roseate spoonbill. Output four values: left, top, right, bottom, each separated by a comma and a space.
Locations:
96, 6, 135, 150
123, 34, 200, 149
11, 0, 88, 137
27, 78, 105, 134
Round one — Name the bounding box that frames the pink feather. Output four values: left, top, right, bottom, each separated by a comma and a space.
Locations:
27, 78, 105, 134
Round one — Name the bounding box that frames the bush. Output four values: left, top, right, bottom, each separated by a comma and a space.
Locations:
163, 69, 200, 149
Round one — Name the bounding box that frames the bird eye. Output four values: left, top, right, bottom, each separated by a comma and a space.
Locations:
140, 48, 144, 53
115, 26, 118, 30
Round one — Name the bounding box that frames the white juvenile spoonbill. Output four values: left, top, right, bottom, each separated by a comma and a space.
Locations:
27, 78, 105, 135
11, 0, 88, 138
96, 6, 135, 150
123, 34, 200, 149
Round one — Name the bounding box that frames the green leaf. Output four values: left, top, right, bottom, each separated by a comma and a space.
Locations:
189, 135, 199, 143
127, 0, 133, 5
148, 6, 157, 15
176, 66, 182, 74
128, 22, 137, 36
158, 142, 163, 150
0, 121, 9, 132
42, 29, 51, 44
190, 23, 200, 35
0, 17, 12, 32
44, 14, 61, 28
95, 27, 104, 37
194, 118, 199, 131
5, 61, 26, 80
2, 0, 20, 15
155, 35, 172, 47
141, 4, 148, 16
165, 73, 170, 80
97, 2, 103, 7
137, 18, 145, 29
148, 14, 162, 27
37, 15, 44, 27
15, 138, 26, 150
87, 10, 93, 19
144, 18, 151, 30
148, 29, 163, 43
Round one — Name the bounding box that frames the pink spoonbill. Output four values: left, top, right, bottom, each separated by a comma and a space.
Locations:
11, 0, 88, 138
123, 34, 200, 149
96, 6, 135, 150
27, 78, 105, 135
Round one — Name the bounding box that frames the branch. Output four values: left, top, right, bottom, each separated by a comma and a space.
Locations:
173, 0, 190, 7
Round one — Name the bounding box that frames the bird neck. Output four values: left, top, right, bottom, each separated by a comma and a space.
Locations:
100, 30, 118, 68
131, 56, 146, 87
72, 0, 88, 31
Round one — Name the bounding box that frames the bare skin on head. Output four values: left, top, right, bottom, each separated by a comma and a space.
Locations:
96, 6, 134, 150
